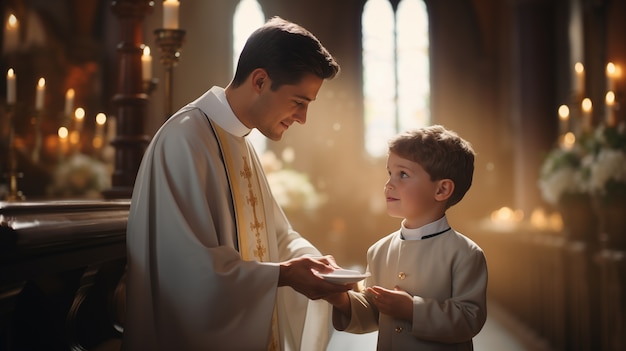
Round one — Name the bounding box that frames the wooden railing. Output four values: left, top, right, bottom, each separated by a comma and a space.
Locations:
0, 200, 129, 351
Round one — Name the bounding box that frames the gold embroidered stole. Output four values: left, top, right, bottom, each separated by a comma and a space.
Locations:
209, 120, 280, 351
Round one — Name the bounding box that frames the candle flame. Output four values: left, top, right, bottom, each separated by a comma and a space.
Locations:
143, 46, 151, 56
96, 113, 107, 125
75, 107, 85, 120
606, 62, 616, 76
7, 14, 17, 29
582, 98, 592, 112
66, 88, 75, 98
574, 62, 584, 74
606, 91, 615, 105
558, 105, 569, 120
8, 68, 14, 77
58, 127, 69, 139
38, 78, 45, 87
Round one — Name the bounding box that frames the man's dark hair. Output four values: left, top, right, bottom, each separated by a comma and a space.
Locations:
231, 16, 340, 90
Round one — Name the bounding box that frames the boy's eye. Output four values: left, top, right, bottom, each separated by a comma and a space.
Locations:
400, 171, 408, 178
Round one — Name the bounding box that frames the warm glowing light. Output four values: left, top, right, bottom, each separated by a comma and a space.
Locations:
606, 62, 616, 76
606, 91, 615, 105
558, 105, 569, 120
96, 113, 107, 125
7, 14, 17, 28
490, 206, 524, 223
74, 107, 85, 120
581, 98, 592, 113
561, 132, 576, 150
575, 62, 584, 75
58, 127, 69, 139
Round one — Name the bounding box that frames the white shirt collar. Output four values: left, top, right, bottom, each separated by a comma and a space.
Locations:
188, 86, 251, 137
401, 215, 450, 241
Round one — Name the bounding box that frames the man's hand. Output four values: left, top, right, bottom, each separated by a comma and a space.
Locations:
278, 256, 353, 300
366, 286, 413, 322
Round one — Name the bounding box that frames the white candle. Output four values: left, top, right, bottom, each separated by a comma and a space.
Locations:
581, 98, 592, 132
74, 107, 85, 133
64, 88, 75, 116
6, 68, 16, 104
606, 62, 616, 92
574, 62, 584, 96
35, 78, 45, 110
142, 46, 152, 81
558, 104, 569, 135
4, 14, 19, 53
95, 113, 107, 137
605, 91, 616, 127
163, 0, 179, 29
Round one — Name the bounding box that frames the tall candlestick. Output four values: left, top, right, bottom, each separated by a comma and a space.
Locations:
64, 88, 75, 117
7, 68, 16, 104
35, 78, 45, 110
163, 0, 180, 29
142, 46, 152, 81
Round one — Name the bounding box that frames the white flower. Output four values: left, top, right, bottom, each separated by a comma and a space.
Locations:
48, 153, 111, 198
538, 147, 587, 205
588, 148, 626, 195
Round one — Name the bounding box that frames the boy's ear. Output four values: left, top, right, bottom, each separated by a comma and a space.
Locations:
434, 179, 454, 201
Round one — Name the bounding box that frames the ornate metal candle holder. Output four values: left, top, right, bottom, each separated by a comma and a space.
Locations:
154, 28, 186, 120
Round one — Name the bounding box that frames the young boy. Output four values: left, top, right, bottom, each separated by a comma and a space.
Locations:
325, 125, 487, 350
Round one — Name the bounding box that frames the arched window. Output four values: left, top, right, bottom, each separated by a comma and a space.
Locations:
362, 0, 430, 157
233, 0, 266, 152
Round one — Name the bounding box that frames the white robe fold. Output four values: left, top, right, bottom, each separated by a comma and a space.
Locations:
123, 87, 331, 351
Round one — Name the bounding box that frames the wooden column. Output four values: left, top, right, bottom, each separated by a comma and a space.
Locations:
104, 0, 154, 199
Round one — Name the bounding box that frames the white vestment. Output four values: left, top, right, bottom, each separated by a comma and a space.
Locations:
122, 86, 331, 351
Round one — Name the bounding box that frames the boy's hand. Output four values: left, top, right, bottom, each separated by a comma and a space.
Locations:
367, 285, 413, 322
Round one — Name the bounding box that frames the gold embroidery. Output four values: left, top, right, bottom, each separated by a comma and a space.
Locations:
241, 156, 268, 261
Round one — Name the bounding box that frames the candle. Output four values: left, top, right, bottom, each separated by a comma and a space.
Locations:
95, 113, 107, 136
6, 68, 16, 104
558, 104, 569, 135
163, 0, 179, 29
35, 78, 45, 111
574, 62, 584, 97
142, 46, 152, 81
606, 62, 616, 92
58, 126, 69, 158
4, 14, 19, 53
74, 107, 85, 133
581, 98, 592, 132
605, 91, 616, 127
65, 89, 75, 116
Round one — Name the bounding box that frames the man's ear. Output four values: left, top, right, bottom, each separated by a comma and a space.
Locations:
435, 179, 454, 202
250, 68, 268, 92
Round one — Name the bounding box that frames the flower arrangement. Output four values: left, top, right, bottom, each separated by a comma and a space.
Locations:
538, 121, 626, 206
47, 153, 111, 198
260, 150, 325, 211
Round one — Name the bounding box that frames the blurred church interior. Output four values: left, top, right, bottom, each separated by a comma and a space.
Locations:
0, 0, 625, 350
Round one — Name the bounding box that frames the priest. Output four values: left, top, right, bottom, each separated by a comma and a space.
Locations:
122, 17, 351, 351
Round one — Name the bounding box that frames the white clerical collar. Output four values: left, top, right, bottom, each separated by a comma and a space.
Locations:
188, 86, 251, 137
401, 216, 451, 241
